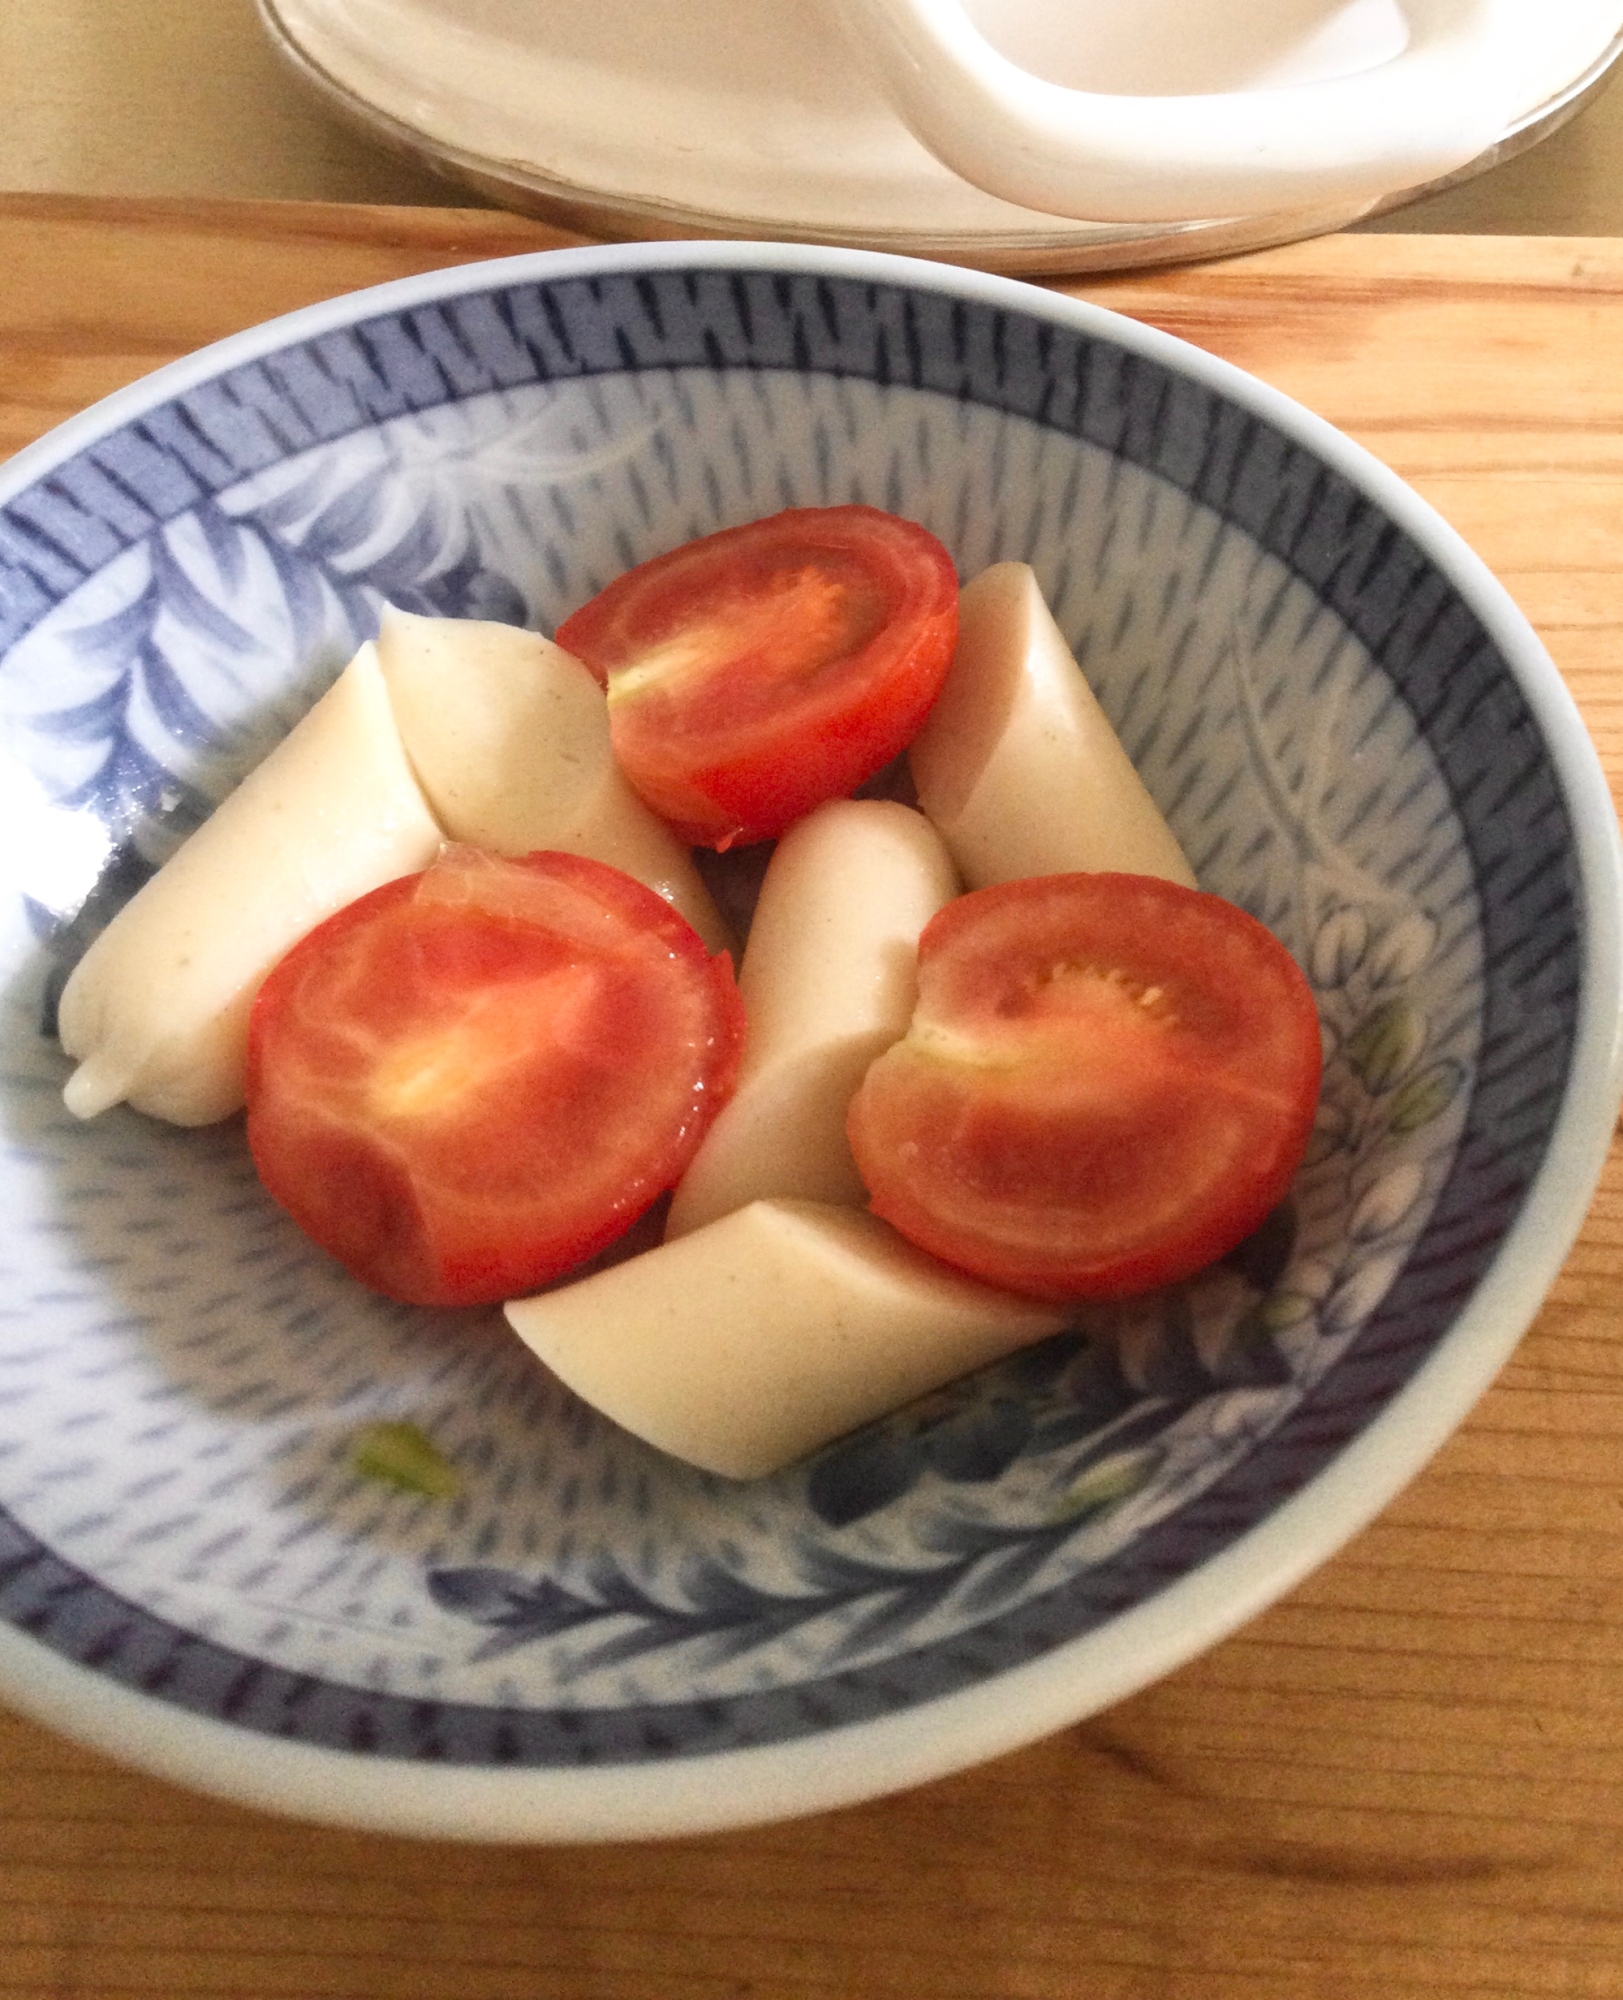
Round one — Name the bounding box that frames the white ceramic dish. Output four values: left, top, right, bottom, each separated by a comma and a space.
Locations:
0, 241, 1618, 1841
260, 0, 1623, 272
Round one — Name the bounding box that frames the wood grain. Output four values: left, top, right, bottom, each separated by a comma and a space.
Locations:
3, 197, 1622, 2000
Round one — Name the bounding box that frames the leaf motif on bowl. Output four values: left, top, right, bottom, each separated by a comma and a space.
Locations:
1345, 998, 1428, 1094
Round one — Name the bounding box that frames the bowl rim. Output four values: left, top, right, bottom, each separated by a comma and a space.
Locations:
2, 237, 1619, 1842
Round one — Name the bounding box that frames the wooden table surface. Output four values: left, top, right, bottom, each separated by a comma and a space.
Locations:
3, 195, 1623, 2000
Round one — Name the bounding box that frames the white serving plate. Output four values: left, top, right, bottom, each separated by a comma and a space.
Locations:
261, 0, 1623, 272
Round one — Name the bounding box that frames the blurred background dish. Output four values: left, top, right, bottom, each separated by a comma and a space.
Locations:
6, 1, 1623, 246
254, 0, 1623, 270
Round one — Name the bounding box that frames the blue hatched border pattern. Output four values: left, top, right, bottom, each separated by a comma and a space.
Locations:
0, 270, 1580, 1762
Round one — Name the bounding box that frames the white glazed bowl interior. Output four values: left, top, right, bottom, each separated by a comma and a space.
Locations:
0, 242, 1617, 1841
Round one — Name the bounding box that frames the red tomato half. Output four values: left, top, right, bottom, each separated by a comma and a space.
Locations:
846, 874, 1322, 1302
245, 847, 747, 1307
555, 506, 959, 848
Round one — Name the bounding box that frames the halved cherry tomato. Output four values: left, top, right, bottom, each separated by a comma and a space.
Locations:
846, 873, 1322, 1301
245, 846, 746, 1306
555, 506, 959, 849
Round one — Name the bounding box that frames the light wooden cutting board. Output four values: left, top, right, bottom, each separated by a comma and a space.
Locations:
2, 196, 1623, 2000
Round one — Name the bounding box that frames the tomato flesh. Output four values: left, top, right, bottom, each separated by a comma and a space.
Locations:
245, 847, 747, 1306
846, 873, 1322, 1301
556, 505, 959, 848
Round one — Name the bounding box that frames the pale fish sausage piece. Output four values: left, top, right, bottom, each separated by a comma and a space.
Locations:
57, 641, 444, 1126
375, 605, 731, 955
506, 1200, 1068, 1480
908, 561, 1196, 890
663, 799, 959, 1238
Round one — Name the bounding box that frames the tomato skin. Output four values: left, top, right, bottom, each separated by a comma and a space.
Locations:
245, 847, 746, 1307
846, 873, 1322, 1302
555, 506, 959, 848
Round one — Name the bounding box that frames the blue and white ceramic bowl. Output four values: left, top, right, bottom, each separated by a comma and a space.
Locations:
0, 243, 1618, 1841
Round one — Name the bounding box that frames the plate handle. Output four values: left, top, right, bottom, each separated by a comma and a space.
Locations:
831, 0, 1539, 222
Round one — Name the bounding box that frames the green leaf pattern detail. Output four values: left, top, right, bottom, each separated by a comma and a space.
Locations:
1223, 615, 1475, 1383
1387, 1059, 1466, 1135
1281, 885, 1472, 1360
1050, 1448, 1159, 1523
1345, 998, 1426, 1093
350, 1421, 462, 1500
